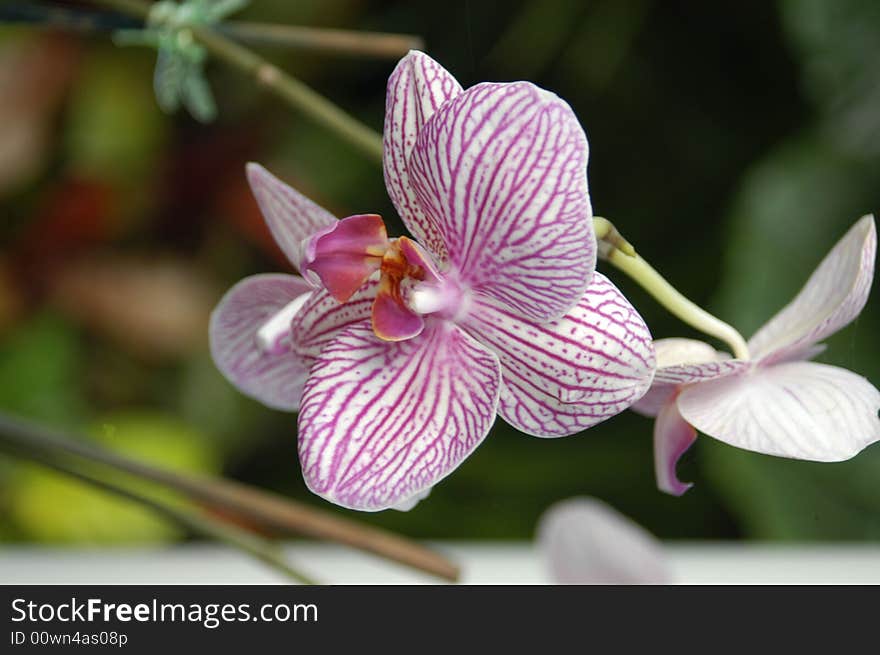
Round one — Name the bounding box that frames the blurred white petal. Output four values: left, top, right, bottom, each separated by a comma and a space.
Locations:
538, 497, 671, 584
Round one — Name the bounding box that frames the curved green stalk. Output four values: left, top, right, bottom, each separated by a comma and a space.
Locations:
595, 217, 750, 360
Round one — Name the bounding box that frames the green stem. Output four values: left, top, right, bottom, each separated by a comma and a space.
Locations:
0, 413, 459, 581
220, 21, 423, 58
594, 217, 750, 360
92, 0, 385, 163
4, 442, 316, 584
4, 5, 421, 59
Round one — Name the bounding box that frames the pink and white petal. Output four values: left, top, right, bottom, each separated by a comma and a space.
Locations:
245, 163, 338, 272
383, 51, 462, 263
301, 214, 388, 302
466, 273, 655, 437
677, 361, 880, 461
537, 497, 671, 584
631, 338, 738, 417
654, 400, 697, 496
297, 320, 501, 511
748, 214, 876, 364
372, 280, 425, 342
408, 82, 594, 322
289, 279, 378, 363
209, 274, 313, 411
653, 359, 749, 387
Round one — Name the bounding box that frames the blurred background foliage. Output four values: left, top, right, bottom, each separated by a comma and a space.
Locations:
0, 0, 877, 543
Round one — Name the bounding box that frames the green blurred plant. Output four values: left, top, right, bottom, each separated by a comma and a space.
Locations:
9, 413, 218, 543
114, 0, 249, 122
95, 0, 384, 160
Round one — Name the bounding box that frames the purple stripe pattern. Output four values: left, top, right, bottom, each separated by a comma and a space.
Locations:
465, 273, 655, 437
245, 163, 338, 273
209, 274, 313, 411
297, 320, 501, 511
384, 51, 463, 264
407, 81, 595, 322
637, 215, 879, 494
216, 51, 662, 510
290, 280, 378, 364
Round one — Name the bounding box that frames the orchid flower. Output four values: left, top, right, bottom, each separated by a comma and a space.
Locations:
213, 50, 656, 511
538, 497, 670, 584
632, 215, 879, 495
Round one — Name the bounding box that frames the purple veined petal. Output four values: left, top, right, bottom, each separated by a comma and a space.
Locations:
654, 399, 697, 496
537, 497, 671, 584
209, 274, 313, 411
289, 279, 378, 363
677, 361, 880, 461
301, 214, 389, 303
408, 81, 595, 322
383, 51, 463, 265
748, 214, 876, 364
297, 320, 501, 511
245, 163, 338, 273
465, 273, 656, 437
631, 338, 747, 417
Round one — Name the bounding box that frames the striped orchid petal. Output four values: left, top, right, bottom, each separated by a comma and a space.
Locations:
245, 163, 338, 273
289, 280, 378, 364
209, 274, 313, 411
654, 399, 697, 496
466, 273, 655, 437
297, 320, 501, 511
408, 81, 595, 322
538, 497, 671, 584
748, 214, 876, 364
677, 361, 880, 461
384, 51, 462, 263
632, 339, 748, 417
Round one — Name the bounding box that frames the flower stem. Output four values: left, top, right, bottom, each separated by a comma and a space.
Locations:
594, 217, 750, 360
0, 412, 459, 581
3, 440, 316, 584
220, 21, 423, 58
3, 5, 422, 59
91, 0, 385, 163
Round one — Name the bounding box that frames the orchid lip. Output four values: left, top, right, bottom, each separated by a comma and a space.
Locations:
255, 291, 312, 355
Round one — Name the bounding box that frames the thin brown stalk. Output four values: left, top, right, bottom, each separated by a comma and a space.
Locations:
0, 413, 459, 581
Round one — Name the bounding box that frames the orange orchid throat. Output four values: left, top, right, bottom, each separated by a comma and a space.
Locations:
303, 214, 457, 341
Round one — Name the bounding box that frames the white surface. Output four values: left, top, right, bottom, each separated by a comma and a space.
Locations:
2, 542, 880, 584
